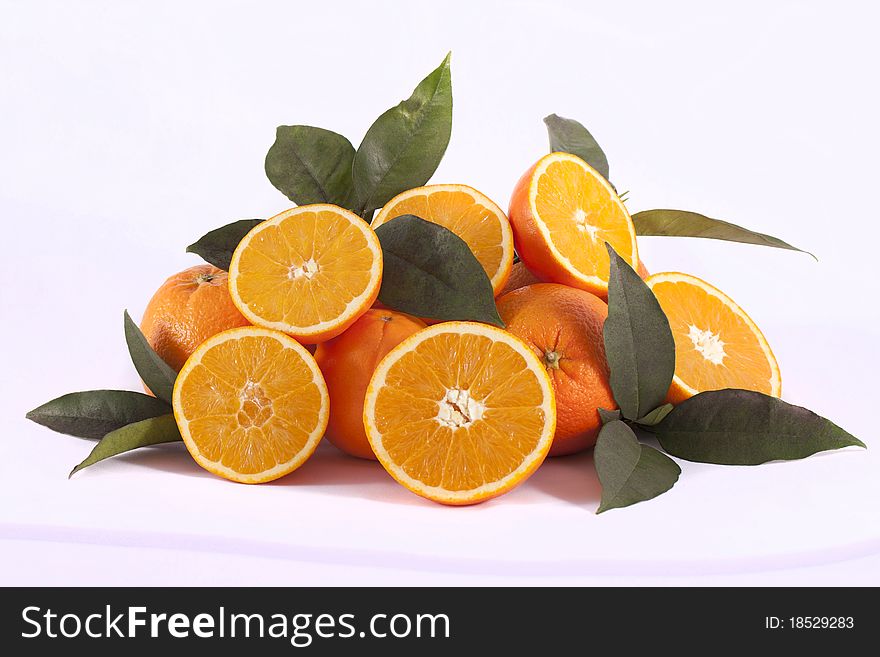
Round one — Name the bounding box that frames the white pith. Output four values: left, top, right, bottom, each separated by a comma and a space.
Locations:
363, 322, 556, 504
529, 152, 639, 286
687, 324, 727, 365
172, 327, 329, 484
228, 204, 382, 337
289, 258, 319, 281
436, 387, 486, 429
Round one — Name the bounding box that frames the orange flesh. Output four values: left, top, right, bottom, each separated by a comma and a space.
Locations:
372, 331, 550, 491
234, 209, 378, 329
534, 158, 636, 280
649, 278, 776, 395
177, 334, 325, 475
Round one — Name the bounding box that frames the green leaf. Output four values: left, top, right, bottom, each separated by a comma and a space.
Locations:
352, 53, 453, 215
544, 113, 610, 180
187, 219, 262, 270
123, 310, 177, 403
595, 420, 681, 513
632, 209, 816, 259
70, 414, 181, 477
603, 243, 676, 420
636, 403, 674, 427
374, 214, 503, 327
598, 408, 621, 425
26, 390, 171, 440
265, 126, 356, 207
655, 389, 865, 465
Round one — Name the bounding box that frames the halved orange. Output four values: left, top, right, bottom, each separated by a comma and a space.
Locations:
646, 272, 781, 404
172, 326, 329, 483
363, 322, 556, 505
372, 184, 514, 296
508, 152, 639, 299
229, 204, 383, 344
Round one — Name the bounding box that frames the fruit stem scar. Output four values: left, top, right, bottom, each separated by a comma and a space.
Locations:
195, 273, 215, 284
436, 388, 485, 429
544, 350, 561, 369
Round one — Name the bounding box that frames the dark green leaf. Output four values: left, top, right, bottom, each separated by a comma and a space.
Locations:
603, 243, 676, 420
124, 310, 177, 403
544, 113, 610, 180
26, 390, 171, 440
632, 209, 816, 259
70, 415, 181, 477
265, 126, 356, 207
655, 389, 865, 465
186, 219, 262, 270
595, 420, 681, 513
597, 408, 621, 425
636, 403, 674, 427
352, 53, 453, 214
374, 214, 503, 327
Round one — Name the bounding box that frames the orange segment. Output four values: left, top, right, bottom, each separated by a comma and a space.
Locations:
646, 272, 781, 403
363, 322, 556, 505
172, 326, 329, 483
508, 152, 638, 298
372, 184, 514, 295
229, 204, 383, 343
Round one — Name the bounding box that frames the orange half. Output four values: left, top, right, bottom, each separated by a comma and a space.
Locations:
172, 326, 329, 483
372, 184, 514, 296
363, 322, 556, 505
508, 152, 639, 298
229, 204, 383, 343
646, 272, 781, 403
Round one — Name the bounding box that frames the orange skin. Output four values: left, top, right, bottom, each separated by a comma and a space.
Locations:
508, 161, 645, 298
496, 283, 616, 456
140, 265, 250, 373
315, 309, 426, 459
500, 259, 648, 297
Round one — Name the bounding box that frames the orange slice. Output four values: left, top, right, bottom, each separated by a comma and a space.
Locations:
372, 184, 514, 295
229, 204, 383, 344
646, 272, 781, 404
363, 322, 556, 505
508, 152, 639, 298
172, 326, 329, 483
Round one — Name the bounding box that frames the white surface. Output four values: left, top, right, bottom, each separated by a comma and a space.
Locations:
1, 0, 878, 586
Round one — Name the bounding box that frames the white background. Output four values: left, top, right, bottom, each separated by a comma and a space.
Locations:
1, 0, 878, 585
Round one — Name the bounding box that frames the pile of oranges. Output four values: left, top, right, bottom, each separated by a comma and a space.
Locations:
142, 152, 780, 504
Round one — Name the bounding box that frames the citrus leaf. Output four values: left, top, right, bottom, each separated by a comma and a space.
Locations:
187, 219, 262, 270
636, 403, 674, 427
655, 389, 865, 465
632, 209, 816, 259
123, 310, 177, 403
70, 414, 181, 477
603, 243, 676, 420
544, 113, 610, 180
265, 126, 356, 207
374, 214, 503, 327
598, 407, 621, 425
26, 390, 171, 440
595, 420, 681, 513
352, 53, 452, 215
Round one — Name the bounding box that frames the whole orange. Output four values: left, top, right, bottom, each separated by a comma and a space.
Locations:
314, 309, 426, 459
496, 283, 616, 456
140, 265, 250, 373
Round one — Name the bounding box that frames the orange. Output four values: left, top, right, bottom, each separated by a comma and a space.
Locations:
508, 152, 639, 298
372, 184, 514, 295
500, 259, 648, 296
140, 264, 250, 373
497, 283, 615, 455
314, 309, 426, 460
646, 272, 781, 404
172, 326, 329, 483
363, 322, 556, 505
229, 204, 383, 344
